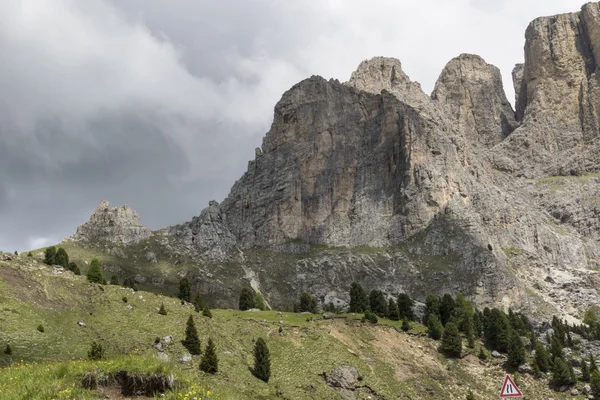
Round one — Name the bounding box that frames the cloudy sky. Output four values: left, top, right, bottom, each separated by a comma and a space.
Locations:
0, 0, 585, 251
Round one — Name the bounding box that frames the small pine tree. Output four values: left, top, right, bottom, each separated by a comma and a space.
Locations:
507, 329, 526, 369
87, 258, 104, 284
255, 292, 266, 311
27, 251, 32, 257
88, 341, 104, 360
368, 290, 387, 318
182, 315, 201, 355
591, 353, 598, 374
109, 275, 119, 285
239, 288, 256, 311
349, 282, 368, 313
202, 306, 212, 318
178, 277, 192, 303
55, 247, 69, 268
252, 337, 271, 382
428, 314, 444, 340
199, 338, 218, 374
397, 293, 415, 321
14, 250, 18, 256
4, 344, 12, 355
364, 309, 378, 324
44, 246, 56, 265
298, 292, 318, 313
591, 370, 600, 400
37, 324, 45, 333
441, 322, 462, 357
582, 360, 591, 382
534, 341, 551, 373
278, 326, 283, 334
122, 296, 128, 303
401, 319, 410, 332
387, 298, 400, 321
550, 335, 564, 362
466, 389, 475, 400
158, 303, 167, 316
478, 346, 487, 360
440, 294, 456, 326
552, 357, 575, 386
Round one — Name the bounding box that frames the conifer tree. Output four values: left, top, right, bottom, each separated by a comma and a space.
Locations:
424, 294, 441, 324
465, 316, 476, 348
252, 337, 271, 382
582, 359, 591, 382
86, 258, 104, 284
255, 292, 266, 310
298, 292, 318, 313
397, 293, 415, 321
27, 251, 32, 257
182, 315, 201, 355
364, 308, 378, 324
54, 247, 69, 268
591, 353, 599, 374
534, 341, 551, 373
239, 288, 256, 311
402, 319, 410, 332
368, 290, 387, 318
591, 370, 600, 400
440, 294, 456, 326
552, 357, 575, 386
4, 344, 11, 355
109, 275, 119, 285
178, 277, 192, 303
387, 298, 400, 321
507, 329, 526, 369
199, 338, 218, 374
194, 293, 206, 313
44, 246, 56, 265
550, 335, 564, 362
428, 314, 443, 340
158, 303, 167, 316
484, 308, 511, 352
349, 282, 368, 313
70, 262, 81, 275
466, 390, 475, 400
202, 306, 212, 318
441, 322, 462, 357
472, 311, 483, 338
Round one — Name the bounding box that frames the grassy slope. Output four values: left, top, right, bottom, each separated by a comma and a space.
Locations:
0, 255, 583, 399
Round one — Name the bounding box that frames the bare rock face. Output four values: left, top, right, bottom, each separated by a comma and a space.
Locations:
163, 200, 237, 260
502, 2, 600, 176
432, 54, 518, 147
69, 200, 151, 245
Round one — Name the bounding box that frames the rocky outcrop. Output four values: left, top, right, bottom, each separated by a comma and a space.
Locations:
501, 2, 600, 175
69, 200, 151, 245
432, 54, 518, 147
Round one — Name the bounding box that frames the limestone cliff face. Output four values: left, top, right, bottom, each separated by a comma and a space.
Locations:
69, 200, 151, 245
220, 75, 467, 248
502, 2, 600, 175
432, 54, 518, 147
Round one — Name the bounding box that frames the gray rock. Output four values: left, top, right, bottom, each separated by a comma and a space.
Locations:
323, 366, 360, 389
126, 304, 133, 310
162, 336, 173, 344
179, 353, 192, 364
156, 352, 169, 362
77, 322, 86, 328
518, 363, 532, 373
323, 313, 333, 320
145, 252, 157, 263
492, 351, 502, 358
583, 384, 592, 394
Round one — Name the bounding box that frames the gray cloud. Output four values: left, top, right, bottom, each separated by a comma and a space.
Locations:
0, 0, 586, 251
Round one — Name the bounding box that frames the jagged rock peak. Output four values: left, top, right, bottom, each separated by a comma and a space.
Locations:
431, 53, 518, 147
345, 56, 432, 111
68, 200, 151, 245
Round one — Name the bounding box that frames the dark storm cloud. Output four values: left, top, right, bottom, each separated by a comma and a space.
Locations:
0, 0, 586, 251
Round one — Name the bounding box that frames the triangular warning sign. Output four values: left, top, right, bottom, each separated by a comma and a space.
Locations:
499, 374, 523, 398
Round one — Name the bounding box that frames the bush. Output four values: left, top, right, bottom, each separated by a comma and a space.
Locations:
199, 338, 218, 374
55, 247, 69, 268
552, 357, 576, 386
478, 347, 487, 360
253, 337, 271, 382
37, 324, 45, 333
364, 309, 378, 324
278, 326, 283, 334
202, 306, 212, 318
401, 319, 410, 332
428, 314, 443, 340
193, 293, 206, 313
122, 296, 128, 303
582, 360, 591, 382
88, 342, 104, 361
178, 277, 192, 303
506, 330, 526, 369
387, 298, 400, 321
368, 290, 387, 318
154, 337, 161, 345
534, 341, 550, 373
27, 251, 32, 257
4, 344, 12, 355
87, 258, 104, 284
441, 322, 462, 357
182, 315, 201, 355
255, 292, 266, 311
239, 288, 256, 311
110, 275, 119, 285
158, 303, 167, 316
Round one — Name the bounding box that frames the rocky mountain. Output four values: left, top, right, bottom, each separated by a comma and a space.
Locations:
66, 3, 600, 321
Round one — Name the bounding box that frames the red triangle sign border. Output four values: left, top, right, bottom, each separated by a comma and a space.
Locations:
499, 374, 523, 398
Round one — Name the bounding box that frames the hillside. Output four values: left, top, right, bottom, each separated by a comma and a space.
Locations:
0, 253, 586, 399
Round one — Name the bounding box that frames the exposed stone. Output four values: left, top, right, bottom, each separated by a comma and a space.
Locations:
323, 366, 360, 389
179, 353, 192, 364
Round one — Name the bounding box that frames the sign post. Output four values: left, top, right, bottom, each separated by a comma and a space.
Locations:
499, 374, 522, 398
